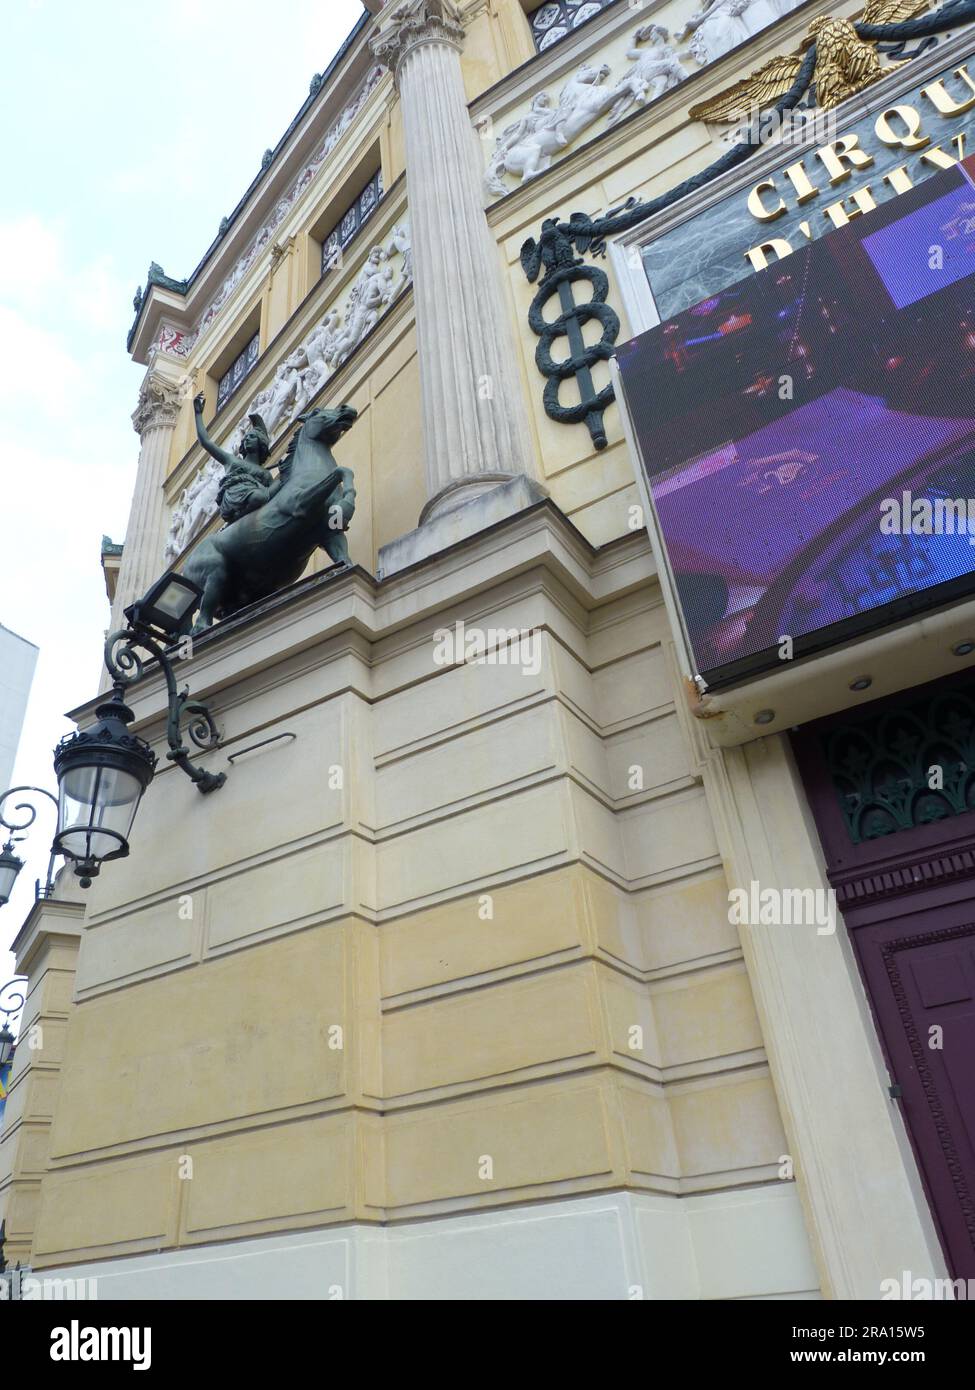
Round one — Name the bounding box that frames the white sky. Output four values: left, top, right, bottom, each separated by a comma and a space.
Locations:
0, 0, 366, 969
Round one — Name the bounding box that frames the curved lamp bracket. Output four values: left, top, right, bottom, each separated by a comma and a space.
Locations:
0, 786, 60, 898
104, 628, 226, 795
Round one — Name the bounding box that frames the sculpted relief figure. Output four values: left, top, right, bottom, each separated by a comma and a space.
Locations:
607, 25, 689, 125
329, 247, 396, 367
481, 2, 816, 197
679, 0, 803, 65
262, 348, 308, 434
483, 92, 559, 197
389, 222, 413, 283
300, 307, 343, 402
225, 226, 412, 457
679, 0, 751, 65
164, 457, 223, 565
485, 26, 702, 196
484, 64, 616, 196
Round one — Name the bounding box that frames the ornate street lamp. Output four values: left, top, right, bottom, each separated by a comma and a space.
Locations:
0, 844, 22, 910
0, 976, 27, 1066
53, 689, 157, 888
51, 572, 226, 888
0, 787, 59, 907
123, 572, 202, 638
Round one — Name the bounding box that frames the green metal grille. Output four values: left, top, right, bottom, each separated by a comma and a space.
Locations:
823, 683, 975, 843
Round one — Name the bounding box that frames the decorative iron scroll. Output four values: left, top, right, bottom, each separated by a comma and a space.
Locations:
0, 976, 28, 1036
823, 682, 975, 843
520, 0, 975, 449
105, 628, 225, 795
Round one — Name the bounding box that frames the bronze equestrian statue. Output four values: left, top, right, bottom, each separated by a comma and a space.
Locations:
181, 393, 358, 633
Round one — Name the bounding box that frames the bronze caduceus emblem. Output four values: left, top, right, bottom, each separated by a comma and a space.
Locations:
520, 214, 623, 452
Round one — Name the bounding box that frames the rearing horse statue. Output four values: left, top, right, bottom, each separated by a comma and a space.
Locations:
180, 401, 358, 633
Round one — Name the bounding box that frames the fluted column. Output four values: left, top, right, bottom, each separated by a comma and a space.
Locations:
371, 0, 536, 522
109, 370, 183, 631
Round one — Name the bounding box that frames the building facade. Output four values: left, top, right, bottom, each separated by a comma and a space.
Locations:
4, 0, 975, 1298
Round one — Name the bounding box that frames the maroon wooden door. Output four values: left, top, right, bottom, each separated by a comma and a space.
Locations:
852, 898, 975, 1279
793, 670, 975, 1280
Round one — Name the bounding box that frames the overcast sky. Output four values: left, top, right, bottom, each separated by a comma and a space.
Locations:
1, 0, 365, 967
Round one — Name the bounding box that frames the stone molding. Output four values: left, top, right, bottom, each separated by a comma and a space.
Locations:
27, 1187, 817, 1298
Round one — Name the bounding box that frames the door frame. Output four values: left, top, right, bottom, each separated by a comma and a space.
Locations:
792, 671, 975, 1279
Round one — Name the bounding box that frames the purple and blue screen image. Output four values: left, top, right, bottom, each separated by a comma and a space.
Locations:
862, 183, 975, 310
617, 157, 975, 686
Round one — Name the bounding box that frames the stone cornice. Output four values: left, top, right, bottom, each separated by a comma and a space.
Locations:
10, 899, 86, 975
66, 500, 653, 742
371, 0, 466, 76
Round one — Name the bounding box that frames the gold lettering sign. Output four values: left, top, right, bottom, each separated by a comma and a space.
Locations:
815, 134, 874, 185
743, 65, 975, 269
875, 104, 930, 150
747, 179, 786, 221
921, 68, 975, 115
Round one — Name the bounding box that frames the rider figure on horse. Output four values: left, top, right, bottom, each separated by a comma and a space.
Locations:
193, 394, 274, 525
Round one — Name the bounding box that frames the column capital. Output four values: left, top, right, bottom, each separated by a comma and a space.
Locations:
370, 0, 465, 77
132, 373, 182, 437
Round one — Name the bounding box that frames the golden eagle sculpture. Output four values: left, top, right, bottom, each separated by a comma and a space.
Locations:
689, 0, 930, 121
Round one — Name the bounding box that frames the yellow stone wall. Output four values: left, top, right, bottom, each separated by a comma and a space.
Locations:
28, 506, 793, 1266
0, 901, 85, 1267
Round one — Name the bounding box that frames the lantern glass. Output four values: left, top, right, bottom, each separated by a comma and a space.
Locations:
153, 578, 198, 624
0, 1023, 14, 1067
56, 764, 145, 863
53, 689, 156, 885
126, 572, 201, 636
0, 846, 23, 908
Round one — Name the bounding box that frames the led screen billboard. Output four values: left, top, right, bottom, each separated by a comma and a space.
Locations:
617, 156, 975, 689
